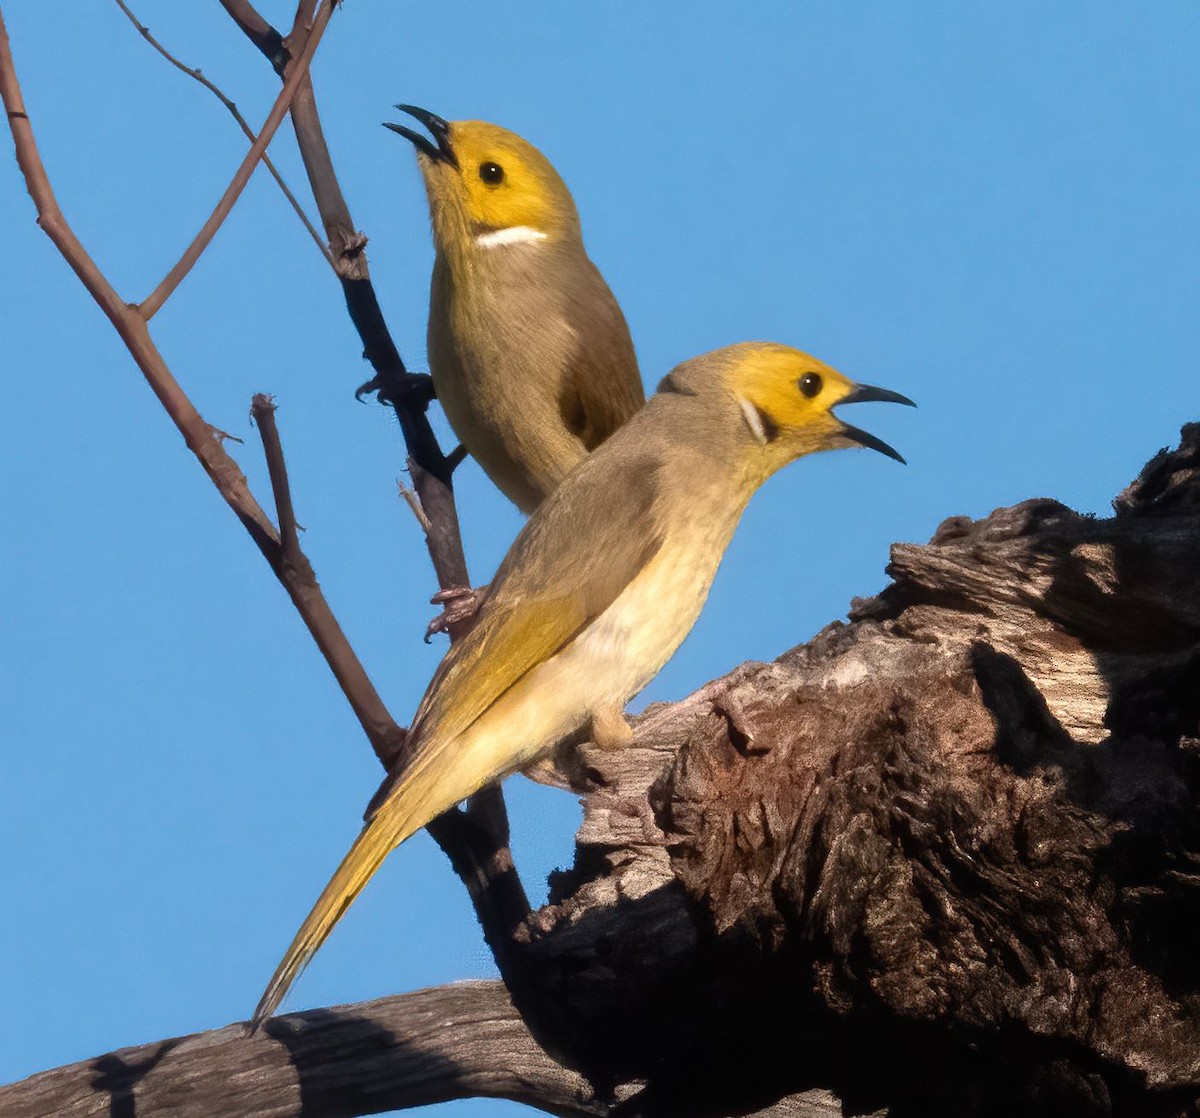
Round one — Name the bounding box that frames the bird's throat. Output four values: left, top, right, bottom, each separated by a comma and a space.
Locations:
473, 225, 549, 249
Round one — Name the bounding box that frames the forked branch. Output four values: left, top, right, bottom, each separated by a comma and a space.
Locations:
0, 3, 402, 766
221, 0, 533, 938
138, 0, 335, 318
112, 0, 332, 266
6, 0, 531, 983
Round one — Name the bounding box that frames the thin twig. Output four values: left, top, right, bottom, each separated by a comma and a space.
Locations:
446, 443, 468, 472
211, 425, 245, 445
0, 4, 404, 768
251, 394, 301, 564
112, 0, 332, 267
138, 0, 335, 319
397, 478, 432, 534
224, 0, 445, 476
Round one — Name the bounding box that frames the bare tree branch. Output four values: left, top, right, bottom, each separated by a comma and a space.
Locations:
0, 4, 404, 766
0, 983, 609, 1118
218, 0, 286, 69
112, 0, 332, 266
220, 0, 534, 946
249, 393, 407, 766
0, 5, 276, 547
138, 0, 335, 319
252, 395, 303, 567
221, 0, 445, 472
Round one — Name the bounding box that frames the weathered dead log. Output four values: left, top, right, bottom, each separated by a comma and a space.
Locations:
4, 425, 1198, 1117
0, 983, 607, 1118
519, 422, 1200, 1116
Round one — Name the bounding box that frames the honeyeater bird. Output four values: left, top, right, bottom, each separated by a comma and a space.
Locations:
252, 342, 913, 1027
386, 105, 644, 514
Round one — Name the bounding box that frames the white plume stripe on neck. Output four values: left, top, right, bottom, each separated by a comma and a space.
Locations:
738, 397, 770, 446
474, 226, 549, 249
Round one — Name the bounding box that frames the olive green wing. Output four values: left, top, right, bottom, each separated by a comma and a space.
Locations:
558, 261, 645, 450
402, 453, 662, 769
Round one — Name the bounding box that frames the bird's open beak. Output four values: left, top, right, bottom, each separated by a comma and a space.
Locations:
384, 104, 459, 168
833, 383, 916, 464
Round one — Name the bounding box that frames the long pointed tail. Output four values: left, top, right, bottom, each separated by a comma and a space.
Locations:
250, 752, 462, 1029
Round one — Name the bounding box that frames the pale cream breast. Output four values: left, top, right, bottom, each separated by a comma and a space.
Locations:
448, 491, 745, 781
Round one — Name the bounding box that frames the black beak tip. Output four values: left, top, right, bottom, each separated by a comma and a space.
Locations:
839, 422, 908, 465
386, 104, 457, 167
383, 121, 441, 164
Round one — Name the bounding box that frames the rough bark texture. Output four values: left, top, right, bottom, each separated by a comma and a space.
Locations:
0, 983, 605, 1118
4, 426, 1198, 1117
517, 422, 1200, 1117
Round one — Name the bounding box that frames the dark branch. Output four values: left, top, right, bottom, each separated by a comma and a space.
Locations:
426, 787, 533, 980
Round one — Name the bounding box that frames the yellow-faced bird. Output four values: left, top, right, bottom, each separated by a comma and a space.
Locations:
386, 105, 644, 514
252, 342, 913, 1026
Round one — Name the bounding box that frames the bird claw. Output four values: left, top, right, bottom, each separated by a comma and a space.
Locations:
424, 585, 485, 643
356, 370, 436, 408
354, 375, 383, 402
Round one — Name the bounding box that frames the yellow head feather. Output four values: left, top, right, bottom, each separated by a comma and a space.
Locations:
727, 343, 855, 429
723, 343, 860, 477
660, 342, 912, 481
415, 120, 581, 251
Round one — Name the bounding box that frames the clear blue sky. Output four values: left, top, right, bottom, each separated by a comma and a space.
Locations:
1, 3, 1196, 1114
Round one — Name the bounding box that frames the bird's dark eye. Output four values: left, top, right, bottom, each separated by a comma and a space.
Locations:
479, 161, 505, 185
799, 372, 823, 398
